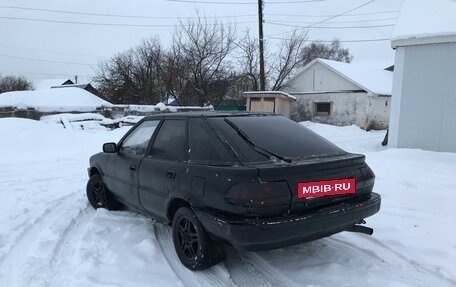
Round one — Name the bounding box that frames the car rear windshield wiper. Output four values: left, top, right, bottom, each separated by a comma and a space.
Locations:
224, 119, 293, 163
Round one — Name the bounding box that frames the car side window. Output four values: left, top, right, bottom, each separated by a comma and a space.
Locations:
120, 120, 160, 156
150, 120, 187, 162
189, 118, 232, 163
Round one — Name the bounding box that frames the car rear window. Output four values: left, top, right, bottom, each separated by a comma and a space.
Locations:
208, 115, 346, 162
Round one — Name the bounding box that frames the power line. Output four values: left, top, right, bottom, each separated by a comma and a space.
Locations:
307, 0, 377, 27
0, 54, 94, 66
268, 36, 390, 43
266, 17, 397, 24
267, 0, 377, 37
267, 21, 394, 29
0, 16, 256, 27
2, 71, 88, 77
0, 5, 256, 19
165, 0, 326, 4
266, 10, 399, 18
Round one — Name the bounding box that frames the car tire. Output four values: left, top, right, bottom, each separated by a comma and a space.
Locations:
172, 207, 226, 270
86, 174, 123, 211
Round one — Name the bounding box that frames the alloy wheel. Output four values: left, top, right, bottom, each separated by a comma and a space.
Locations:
177, 218, 199, 260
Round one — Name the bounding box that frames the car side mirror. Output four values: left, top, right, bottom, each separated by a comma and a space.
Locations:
103, 142, 117, 153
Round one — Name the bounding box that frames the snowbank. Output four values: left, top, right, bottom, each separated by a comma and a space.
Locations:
0, 118, 129, 162
0, 88, 112, 112
113, 103, 214, 113
40, 113, 143, 130
117, 103, 177, 113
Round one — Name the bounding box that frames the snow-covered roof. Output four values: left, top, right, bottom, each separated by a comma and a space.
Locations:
35, 78, 74, 90
242, 91, 297, 100
391, 0, 456, 48
288, 58, 393, 96
0, 87, 112, 112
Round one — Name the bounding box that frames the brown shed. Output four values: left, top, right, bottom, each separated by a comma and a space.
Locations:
242, 91, 296, 118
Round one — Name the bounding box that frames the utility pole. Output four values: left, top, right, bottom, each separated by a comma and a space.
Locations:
258, 0, 266, 91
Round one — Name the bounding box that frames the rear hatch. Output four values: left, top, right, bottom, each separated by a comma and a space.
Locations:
207, 114, 375, 215
256, 153, 374, 214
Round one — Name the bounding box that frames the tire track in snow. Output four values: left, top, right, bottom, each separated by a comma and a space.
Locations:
224, 248, 299, 287
47, 203, 95, 287
331, 236, 456, 286
154, 223, 234, 287
0, 191, 78, 263
0, 192, 80, 286
155, 223, 298, 287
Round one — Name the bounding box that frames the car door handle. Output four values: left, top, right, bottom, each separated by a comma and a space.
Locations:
166, 171, 176, 179
129, 164, 137, 171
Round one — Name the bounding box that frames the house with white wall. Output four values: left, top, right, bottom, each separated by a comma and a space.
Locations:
280, 58, 393, 130
388, 0, 456, 153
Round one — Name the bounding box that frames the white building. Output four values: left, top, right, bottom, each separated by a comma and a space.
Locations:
389, 0, 456, 152
281, 58, 393, 130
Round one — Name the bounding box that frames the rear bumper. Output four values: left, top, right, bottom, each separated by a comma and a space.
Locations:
194, 192, 381, 251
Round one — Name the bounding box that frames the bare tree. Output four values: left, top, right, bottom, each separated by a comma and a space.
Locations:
0, 75, 32, 93
93, 21, 353, 106
94, 38, 165, 104
301, 39, 353, 66
269, 30, 308, 90
236, 29, 308, 91
162, 45, 191, 105
236, 29, 261, 91
171, 13, 236, 106
237, 32, 354, 92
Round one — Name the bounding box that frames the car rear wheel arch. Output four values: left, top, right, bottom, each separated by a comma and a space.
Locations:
167, 198, 191, 222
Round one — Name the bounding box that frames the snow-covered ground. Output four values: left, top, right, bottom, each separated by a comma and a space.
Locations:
0, 118, 455, 287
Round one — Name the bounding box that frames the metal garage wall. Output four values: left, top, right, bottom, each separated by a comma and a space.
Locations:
391, 42, 456, 152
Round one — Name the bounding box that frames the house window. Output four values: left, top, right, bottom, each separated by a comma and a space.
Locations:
315, 102, 331, 116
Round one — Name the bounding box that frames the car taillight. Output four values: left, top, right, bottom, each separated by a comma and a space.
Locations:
360, 166, 375, 187
225, 181, 291, 207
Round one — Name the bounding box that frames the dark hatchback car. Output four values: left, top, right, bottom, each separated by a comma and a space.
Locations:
86, 112, 381, 270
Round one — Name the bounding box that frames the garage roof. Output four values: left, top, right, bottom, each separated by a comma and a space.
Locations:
391, 0, 456, 48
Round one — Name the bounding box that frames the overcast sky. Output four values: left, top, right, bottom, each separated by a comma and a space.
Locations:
0, 0, 404, 87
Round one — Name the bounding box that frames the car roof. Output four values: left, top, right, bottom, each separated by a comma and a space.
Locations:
143, 111, 278, 120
